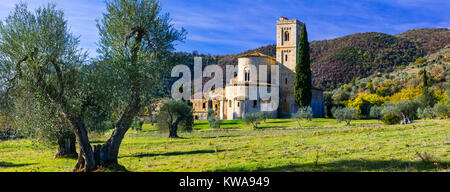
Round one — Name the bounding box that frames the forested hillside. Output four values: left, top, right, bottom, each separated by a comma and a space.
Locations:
327, 45, 449, 118
331, 45, 449, 103
173, 28, 449, 91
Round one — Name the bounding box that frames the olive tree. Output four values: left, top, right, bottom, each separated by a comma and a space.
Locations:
0, 3, 97, 166
89, 0, 185, 169
332, 107, 357, 126
156, 100, 193, 138
244, 112, 264, 129
383, 101, 418, 124
12, 93, 78, 158
0, 0, 185, 172
369, 106, 383, 124
292, 107, 312, 128
207, 109, 221, 128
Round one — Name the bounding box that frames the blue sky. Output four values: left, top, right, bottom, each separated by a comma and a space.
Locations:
0, 0, 448, 57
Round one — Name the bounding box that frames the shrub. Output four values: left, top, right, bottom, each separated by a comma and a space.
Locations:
244, 112, 264, 129
207, 109, 221, 128
432, 103, 449, 119
417, 107, 434, 119
332, 107, 357, 125
347, 93, 385, 117
414, 57, 427, 67
381, 112, 402, 125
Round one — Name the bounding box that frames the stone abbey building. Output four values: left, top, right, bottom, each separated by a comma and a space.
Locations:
191, 17, 324, 120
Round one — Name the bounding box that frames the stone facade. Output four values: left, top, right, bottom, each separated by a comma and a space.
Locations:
192, 17, 324, 120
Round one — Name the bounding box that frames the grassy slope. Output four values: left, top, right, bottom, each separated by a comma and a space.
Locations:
0, 119, 448, 172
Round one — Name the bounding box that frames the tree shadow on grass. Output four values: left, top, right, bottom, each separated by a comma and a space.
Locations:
121, 149, 229, 159
0, 162, 36, 168
214, 159, 449, 172
90, 140, 106, 145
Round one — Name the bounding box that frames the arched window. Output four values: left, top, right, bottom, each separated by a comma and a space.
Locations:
284, 31, 289, 41
244, 69, 250, 81
285, 54, 288, 61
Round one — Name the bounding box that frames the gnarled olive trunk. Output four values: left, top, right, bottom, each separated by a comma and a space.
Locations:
400, 112, 412, 124
55, 134, 77, 158
69, 115, 97, 172
92, 109, 138, 167
91, 83, 141, 168
168, 124, 179, 138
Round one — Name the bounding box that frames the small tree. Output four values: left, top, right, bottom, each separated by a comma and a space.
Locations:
332, 107, 357, 126
292, 107, 312, 128
207, 109, 221, 128
261, 111, 274, 123
369, 106, 383, 124
381, 111, 402, 125
243, 112, 264, 129
156, 100, 193, 138
292, 107, 313, 127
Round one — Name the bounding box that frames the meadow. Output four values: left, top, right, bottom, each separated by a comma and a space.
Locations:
0, 119, 448, 172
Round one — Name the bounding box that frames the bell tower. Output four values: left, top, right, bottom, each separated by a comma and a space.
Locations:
276, 17, 303, 115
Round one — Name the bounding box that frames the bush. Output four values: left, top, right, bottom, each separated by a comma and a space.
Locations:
381, 112, 402, 125
432, 103, 449, 119
417, 107, 434, 119
347, 93, 385, 117
332, 107, 357, 125
243, 112, 264, 129
207, 109, 221, 128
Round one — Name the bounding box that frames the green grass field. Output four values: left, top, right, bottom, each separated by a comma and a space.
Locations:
0, 119, 449, 172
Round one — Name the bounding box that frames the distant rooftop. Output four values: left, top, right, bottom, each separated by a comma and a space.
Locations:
238, 51, 276, 61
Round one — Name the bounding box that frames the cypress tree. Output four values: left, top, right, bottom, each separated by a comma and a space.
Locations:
419, 69, 436, 108
294, 23, 312, 107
